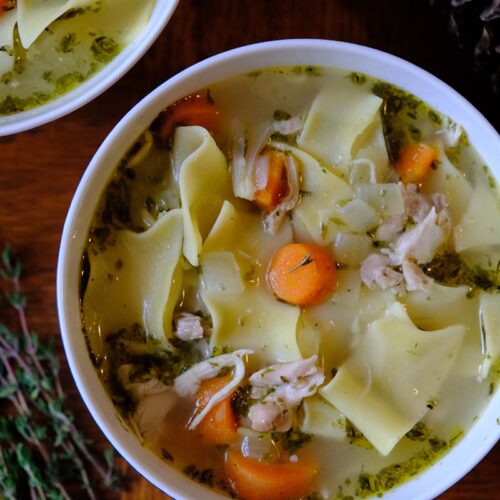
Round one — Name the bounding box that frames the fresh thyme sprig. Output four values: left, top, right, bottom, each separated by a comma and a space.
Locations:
0, 244, 121, 499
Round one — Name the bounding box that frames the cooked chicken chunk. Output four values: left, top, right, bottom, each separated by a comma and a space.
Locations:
360, 253, 404, 292
174, 312, 204, 341
118, 365, 177, 441
402, 260, 433, 292
247, 356, 324, 432
386, 207, 451, 265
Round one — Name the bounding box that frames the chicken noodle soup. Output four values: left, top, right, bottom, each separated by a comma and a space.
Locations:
81, 67, 500, 499
0, 0, 155, 115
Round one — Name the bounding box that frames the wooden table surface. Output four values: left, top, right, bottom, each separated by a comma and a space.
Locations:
1, 0, 499, 498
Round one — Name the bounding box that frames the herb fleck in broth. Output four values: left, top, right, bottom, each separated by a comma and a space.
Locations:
81, 66, 500, 498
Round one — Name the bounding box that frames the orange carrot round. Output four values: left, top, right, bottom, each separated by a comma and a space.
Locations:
195, 375, 238, 445
395, 143, 437, 184
226, 451, 316, 500
158, 93, 219, 143
267, 243, 337, 307
0, 0, 15, 13
253, 150, 288, 212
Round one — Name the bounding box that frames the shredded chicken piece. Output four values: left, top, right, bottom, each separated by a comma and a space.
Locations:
272, 116, 302, 136
385, 207, 451, 265
375, 185, 448, 244
174, 312, 204, 341
403, 183, 432, 223
118, 365, 177, 441
360, 253, 404, 293
376, 214, 407, 242
432, 192, 448, 212
247, 356, 324, 432
263, 153, 300, 235
402, 260, 433, 292
375, 184, 431, 243
174, 349, 253, 430
231, 121, 272, 200
248, 400, 293, 433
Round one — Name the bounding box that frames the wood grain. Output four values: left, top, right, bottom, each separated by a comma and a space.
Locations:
0, 0, 498, 498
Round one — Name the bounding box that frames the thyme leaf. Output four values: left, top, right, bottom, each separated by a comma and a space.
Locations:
287, 252, 313, 273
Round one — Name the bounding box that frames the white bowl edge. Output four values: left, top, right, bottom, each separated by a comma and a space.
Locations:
57, 39, 500, 500
0, 0, 179, 137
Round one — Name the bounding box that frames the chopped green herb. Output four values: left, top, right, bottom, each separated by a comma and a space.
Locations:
55, 72, 85, 93
1, 71, 12, 84
345, 420, 373, 449
272, 428, 312, 453
183, 465, 215, 487
405, 422, 430, 441
349, 72, 367, 85
273, 109, 292, 121
57, 33, 78, 53
231, 384, 253, 417
354, 429, 460, 498
91, 36, 119, 63
425, 252, 500, 292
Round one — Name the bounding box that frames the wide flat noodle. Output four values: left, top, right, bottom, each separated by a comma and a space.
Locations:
203, 288, 300, 368
352, 113, 391, 181
272, 142, 353, 244
200, 251, 245, 295
82, 210, 183, 359
301, 395, 346, 440
0, 9, 17, 74
297, 85, 382, 174
402, 281, 473, 331
303, 288, 396, 374
202, 200, 293, 282
320, 302, 465, 455
175, 126, 232, 266
201, 201, 300, 367
454, 183, 500, 253
17, 0, 93, 48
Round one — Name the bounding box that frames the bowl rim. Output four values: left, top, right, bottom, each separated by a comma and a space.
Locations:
0, 0, 179, 137
57, 38, 500, 500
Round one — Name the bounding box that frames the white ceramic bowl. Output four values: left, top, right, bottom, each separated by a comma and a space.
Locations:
0, 0, 179, 137
57, 39, 500, 500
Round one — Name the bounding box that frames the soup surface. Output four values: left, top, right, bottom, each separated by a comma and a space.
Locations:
81, 66, 500, 499
0, 0, 155, 116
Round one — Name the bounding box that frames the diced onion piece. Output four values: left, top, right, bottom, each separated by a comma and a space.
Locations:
239, 429, 279, 462
338, 199, 380, 233
355, 184, 404, 215
200, 251, 245, 294
230, 121, 254, 200
348, 159, 377, 185
334, 233, 373, 267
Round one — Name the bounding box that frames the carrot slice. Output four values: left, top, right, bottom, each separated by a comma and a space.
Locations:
395, 143, 437, 184
0, 0, 16, 12
157, 93, 219, 143
253, 150, 288, 212
226, 451, 316, 500
195, 375, 238, 445
267, 243, 337, 307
